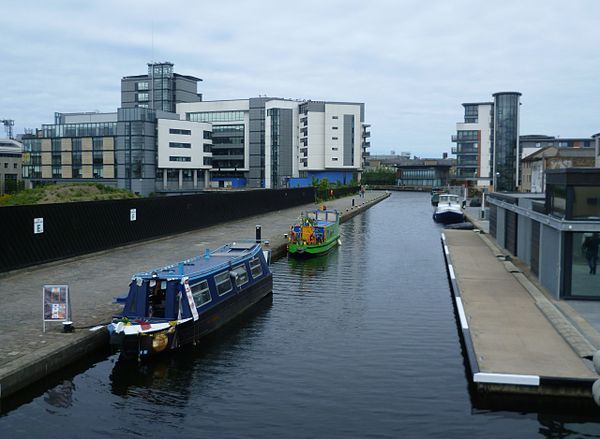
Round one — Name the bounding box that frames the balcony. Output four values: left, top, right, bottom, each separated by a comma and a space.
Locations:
451, 134, 458, 142
451, 147, 457, 154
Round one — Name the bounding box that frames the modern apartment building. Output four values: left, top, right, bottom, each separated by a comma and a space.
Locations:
0, 138, 23, 194
451, 102, 493, 184
452, 91, 521, 191
22, 112, 117, 186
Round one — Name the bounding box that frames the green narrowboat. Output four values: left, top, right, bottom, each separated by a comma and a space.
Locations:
288, 209, 341, 257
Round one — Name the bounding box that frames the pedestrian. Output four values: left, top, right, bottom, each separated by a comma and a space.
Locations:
360, 185, 365, 198
582, 233, 600, 275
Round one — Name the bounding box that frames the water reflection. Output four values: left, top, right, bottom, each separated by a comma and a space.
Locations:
44, 380, 75, 410
109, 294, 273, 402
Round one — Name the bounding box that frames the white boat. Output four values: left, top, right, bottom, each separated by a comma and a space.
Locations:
433, 194, 465, 224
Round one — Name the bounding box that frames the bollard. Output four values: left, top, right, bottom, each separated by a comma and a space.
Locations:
256, 225, 262, 243
352, 199, 355, 207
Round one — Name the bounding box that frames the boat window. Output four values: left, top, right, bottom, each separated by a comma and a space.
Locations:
249, 257, 263, 278
215, 271, 233, 296
191, 280, 211, 306
231, 264, 249, 287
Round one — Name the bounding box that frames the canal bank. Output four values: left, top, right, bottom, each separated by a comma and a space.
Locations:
442, 226, 599, 398
0, 191, 389, 400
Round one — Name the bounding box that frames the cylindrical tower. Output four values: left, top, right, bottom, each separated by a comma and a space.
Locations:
492, 91, 521, 191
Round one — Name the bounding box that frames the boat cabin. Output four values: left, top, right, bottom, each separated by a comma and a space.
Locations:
117, 242, 268, 322
438, 194, 461, 205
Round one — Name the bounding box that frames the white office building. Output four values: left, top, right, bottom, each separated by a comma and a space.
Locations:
178, 98, 367, 189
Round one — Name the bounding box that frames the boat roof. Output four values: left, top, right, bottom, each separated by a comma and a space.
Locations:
133, 242, 260, 281
304, 209, 338, 214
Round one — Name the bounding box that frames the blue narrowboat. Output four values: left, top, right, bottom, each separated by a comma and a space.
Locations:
107, 242, 272, 359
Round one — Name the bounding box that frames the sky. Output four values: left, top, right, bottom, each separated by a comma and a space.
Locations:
1, 0, 599, 158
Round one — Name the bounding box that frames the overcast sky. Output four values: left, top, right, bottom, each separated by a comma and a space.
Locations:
2, 0, 599, 157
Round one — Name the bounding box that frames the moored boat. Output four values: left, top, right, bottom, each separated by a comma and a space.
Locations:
288, 209, 340, 257
433, 194, 465, 224
107, 242, 272, 360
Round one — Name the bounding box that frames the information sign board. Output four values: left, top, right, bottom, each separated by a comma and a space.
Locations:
43, 285, 70, 332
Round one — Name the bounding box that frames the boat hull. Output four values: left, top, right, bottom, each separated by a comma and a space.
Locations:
433, 210, 465, 224
110, 274, 273, 360
288, 236, 339, 257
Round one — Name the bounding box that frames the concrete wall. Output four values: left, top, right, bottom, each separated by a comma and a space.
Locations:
496, 206, 506, 248
157, 119, 212, 170
517, 199, 534, 265
539, 224, 561, 298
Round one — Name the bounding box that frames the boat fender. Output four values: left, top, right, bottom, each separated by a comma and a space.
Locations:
338, 239, 342, 246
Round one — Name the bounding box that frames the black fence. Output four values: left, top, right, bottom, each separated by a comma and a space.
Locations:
0, 188, 315, 273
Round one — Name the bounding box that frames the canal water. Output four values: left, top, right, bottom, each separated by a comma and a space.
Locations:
2, 192, 600, 437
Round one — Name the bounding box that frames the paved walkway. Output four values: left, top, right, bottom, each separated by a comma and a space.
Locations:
444, 229, 596, 380
0, 191, 388, 389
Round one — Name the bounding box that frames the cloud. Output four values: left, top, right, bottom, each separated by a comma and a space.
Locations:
1, 0, 599, 156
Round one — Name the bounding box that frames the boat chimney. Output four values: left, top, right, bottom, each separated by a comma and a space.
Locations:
256, 225, 262, 243
204, 248, 210, 259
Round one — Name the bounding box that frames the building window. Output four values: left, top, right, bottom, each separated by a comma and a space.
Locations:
332, 116, 338, 119
203, 131, 212, 139
332, 137, 338, 140
169, 128, 191, 135
332, 147, 338, 151
137, 92, 149, 102
203, 144, 212, 153
332, 157, 338, 161
169, 142, 191, 149
169, 156, 191, 162
203, 157, 212, 166
137, 82, 149, 91
332, 127, 338, 130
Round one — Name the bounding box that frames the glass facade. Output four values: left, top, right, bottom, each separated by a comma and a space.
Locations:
399, 168, 446, 187
572, 186, 600, 220
569, 232, 600, 297
187, 111, 244, 123
41, 122, 116, 138
148, 63, 173, 112
268, 108, 280, 187
211, 124, 245, 170
493, 92, 521, 191
464, 105, 478, 123
547, 184, 567, 218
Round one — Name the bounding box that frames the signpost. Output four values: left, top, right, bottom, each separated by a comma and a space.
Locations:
43, 285, 70, 332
